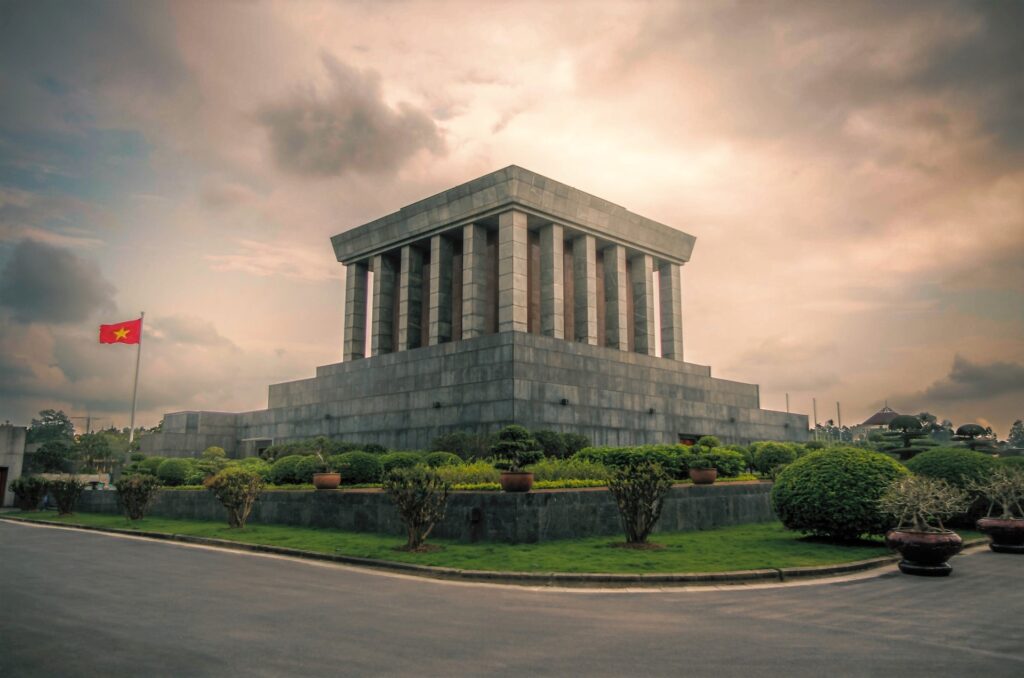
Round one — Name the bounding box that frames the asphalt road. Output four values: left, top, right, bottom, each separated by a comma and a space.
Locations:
1, 520, 1022, 678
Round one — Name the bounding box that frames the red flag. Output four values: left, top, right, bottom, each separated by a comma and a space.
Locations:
99, 317, 143, 344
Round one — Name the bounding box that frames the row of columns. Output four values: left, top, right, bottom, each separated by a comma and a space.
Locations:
343, 209, 685, 362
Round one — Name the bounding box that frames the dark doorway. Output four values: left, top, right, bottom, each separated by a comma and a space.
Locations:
0, 467, 8, 507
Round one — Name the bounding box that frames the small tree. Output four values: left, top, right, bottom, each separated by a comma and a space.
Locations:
10, 476, 48, 511
47, 477, 84, 516
490, 425, 543, 472
970, 467, 1024, 520
607, 461, 674, 545
75, 432, 116, 473
205, 467, 264, 528
879, 415, 938, 460
26, 409, 75, 444
953, 424, 997, 453
114, 474, 162, 520
383, 466, 451, 551
1008, 420, 1024, 449
29, 440, 74, 473
878, 476, 969, 532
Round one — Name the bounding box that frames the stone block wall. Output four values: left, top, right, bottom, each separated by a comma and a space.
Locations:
76, 481, 775, 543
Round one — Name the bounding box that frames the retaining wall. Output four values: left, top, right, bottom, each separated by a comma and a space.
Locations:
77, 481, 774, 543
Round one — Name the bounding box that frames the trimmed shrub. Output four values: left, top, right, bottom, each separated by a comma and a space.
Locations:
696, 435, 721, 449
156, 458, 193, 487
771, 447, 909, 540
533, 430, 568, 458
114, 474, 162, 520
295, 455, 326, 483
608, 461, 674, 544
491, 425, 544, 471
699, 449, 747, 478
423, 451, 462, 468
269, 455, 307, 485
562, 433, 591, 457
905, 447, 996, 489
430, 430, 495, 460
803, 440, 826, 451
575, 445, 687, 479
434, 460, 500, 485
47, 477, 84, 516
205, 467, 264, 528
383, 466, 450, 550
138, 456, 165, 475
335, 451, 384, 483
235, 457, 273, 482
10, 476, 47, 511
526, 458, 609, 481
361, 443, 387, 454
998, 456, 1024, 472
752, 442, 798, 477
380, 451, 425, 473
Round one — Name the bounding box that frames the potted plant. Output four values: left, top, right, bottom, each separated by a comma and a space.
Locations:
972, 466, 1024, 553
491, 425, 543, 492
310, 437, 341, 490
688, 456, 717, 485
878, 476, 969, 576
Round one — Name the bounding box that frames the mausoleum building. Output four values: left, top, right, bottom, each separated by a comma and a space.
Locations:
142, 166, 807, 457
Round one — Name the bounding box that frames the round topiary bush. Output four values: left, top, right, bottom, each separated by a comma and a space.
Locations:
380, 451, 425, 473
905, 447, 996, 489
335, 451, 384, 483
771, 447, 909, 541
235, 457, 273, 482
156, 458, 193, 486
423, 451, 462, 468
269, 455, 307, 485
753, 442, 798, 475
998, 456, 1024, 471
700, 448, 747, 477
295, 455, 325, 483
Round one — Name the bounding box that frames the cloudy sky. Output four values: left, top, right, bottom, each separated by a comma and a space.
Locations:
0, 0, 1021, 436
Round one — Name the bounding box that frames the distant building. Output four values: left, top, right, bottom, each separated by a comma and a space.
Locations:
850, 405, 900, 441
0, 423, 27, 507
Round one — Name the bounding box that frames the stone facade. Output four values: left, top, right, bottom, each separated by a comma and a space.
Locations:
0, 424, 27, 507
141, 166, 807, 457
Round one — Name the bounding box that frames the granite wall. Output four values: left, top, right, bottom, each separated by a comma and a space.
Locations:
76, 481, 775, 544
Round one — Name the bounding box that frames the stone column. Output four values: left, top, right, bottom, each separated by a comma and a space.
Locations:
370, 254, 396, 355
572, 234, 598, 345
539, 223, 564, 339
343, 260, 369, 360
498, 209, 528, 333
428, 233, 454, 345
630, 253, 656, 355
397, 245, 425, 351
658, 261, 684, 360
602, 244, 628, 351
461, 223, 488, 339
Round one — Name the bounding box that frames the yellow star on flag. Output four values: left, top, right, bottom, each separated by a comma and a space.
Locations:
113, 327, 130, 341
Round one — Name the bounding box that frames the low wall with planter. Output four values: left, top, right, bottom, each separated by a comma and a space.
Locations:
76, 481, 774, 543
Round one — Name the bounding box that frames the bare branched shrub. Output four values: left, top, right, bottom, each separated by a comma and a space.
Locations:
879, 476, 969, 532
608, 461, 674, 544
970, 467, 1024, 519
384, 466, 451, 550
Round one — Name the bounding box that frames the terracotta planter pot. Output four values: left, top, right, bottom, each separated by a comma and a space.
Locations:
312, 472, 341, 490
885, 529, 963, 576
976, 517, 1024, 553
688, 468, 718, 485
499, 471, 534, 493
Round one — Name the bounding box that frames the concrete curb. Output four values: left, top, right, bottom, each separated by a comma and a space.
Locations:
0, 515, 990, 589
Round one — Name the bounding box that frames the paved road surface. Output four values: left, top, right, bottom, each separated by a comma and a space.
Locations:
1, 520, 1022, 677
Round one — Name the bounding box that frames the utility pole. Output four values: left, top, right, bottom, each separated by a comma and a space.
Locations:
837, 401, 842, 429
812, 398, 818, 441
785, 393, 790, 413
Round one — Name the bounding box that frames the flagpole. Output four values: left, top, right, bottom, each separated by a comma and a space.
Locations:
128, 311, 144, 447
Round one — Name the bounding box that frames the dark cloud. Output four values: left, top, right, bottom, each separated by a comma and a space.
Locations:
0, 240, 115, 323
919, 355, 1024, 402
257, 54, 445, 177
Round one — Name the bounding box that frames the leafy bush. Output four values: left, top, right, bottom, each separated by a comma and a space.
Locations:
804, 440, 826, 451
205, 467, 264, 528
335, 451, 384, 484
138, 456, 166, 475
114, 474, 162, 520
699, 449, 746, 477
607, 461, 674, 544
380, 452, 425, 473
906, 447, 996, 489
696, 435, 721, 449
47, 477, 85, 516
260, 438, 368, 462
156, 458, 193, 487
753, 442, 798, 477
526, 458, 609, 481
771, 447, 909, 541
688, 456, 714, 470
383, 466, 450, 550
434, 460, 501, 485
491, 425, 543, 471
423, 451, 462, 468
575, 445, 687, 478
563, 433, 591, 456
430, 430, 495, 460
10, 476, 47, 510
295, 455, 326, 483
30, 440, 74, 473
998, 456, 1024, 471
362, 443, 387, 454
269, 455, 308, 485
235, 457, 273, 482
533, 429, 568, 458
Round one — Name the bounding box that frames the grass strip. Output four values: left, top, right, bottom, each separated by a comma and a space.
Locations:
5, 511, 954, 574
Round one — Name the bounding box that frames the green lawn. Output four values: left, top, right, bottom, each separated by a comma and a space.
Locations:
7, 510, 936, 574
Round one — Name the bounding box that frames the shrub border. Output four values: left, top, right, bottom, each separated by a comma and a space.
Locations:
0, 514, 988, 588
